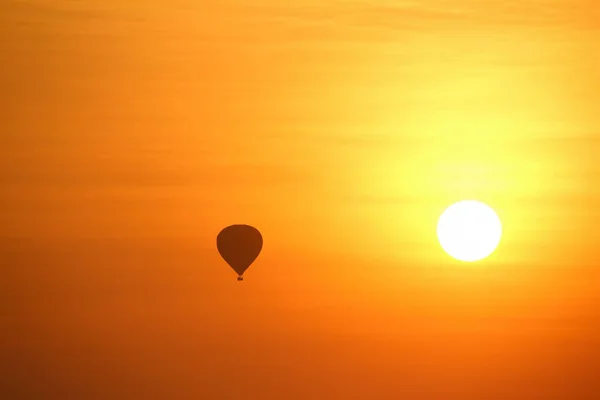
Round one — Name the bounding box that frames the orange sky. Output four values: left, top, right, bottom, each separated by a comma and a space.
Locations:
2, 0, 600, 398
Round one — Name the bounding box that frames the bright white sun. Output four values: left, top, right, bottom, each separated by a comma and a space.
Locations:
437, 200, 502, 262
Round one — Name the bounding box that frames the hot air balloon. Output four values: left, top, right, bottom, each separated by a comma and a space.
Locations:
217, 224, 262, 281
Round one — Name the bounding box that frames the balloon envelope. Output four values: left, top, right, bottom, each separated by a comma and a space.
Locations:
217, 224, 262, 277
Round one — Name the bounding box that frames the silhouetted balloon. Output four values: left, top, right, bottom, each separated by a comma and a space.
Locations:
217, 224, 262, 281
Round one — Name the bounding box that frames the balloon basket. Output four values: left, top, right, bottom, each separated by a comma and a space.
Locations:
237, 276, 244, 282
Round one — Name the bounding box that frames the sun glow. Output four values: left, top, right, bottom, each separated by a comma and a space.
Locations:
437, 200, 502, 262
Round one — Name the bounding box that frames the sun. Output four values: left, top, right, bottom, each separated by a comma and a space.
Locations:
437, 200, 502, 262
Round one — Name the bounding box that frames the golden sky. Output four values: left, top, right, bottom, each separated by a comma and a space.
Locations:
2, 0, 600, 398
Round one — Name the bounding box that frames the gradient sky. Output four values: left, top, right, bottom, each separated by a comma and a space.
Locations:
2, 0, 600, 398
